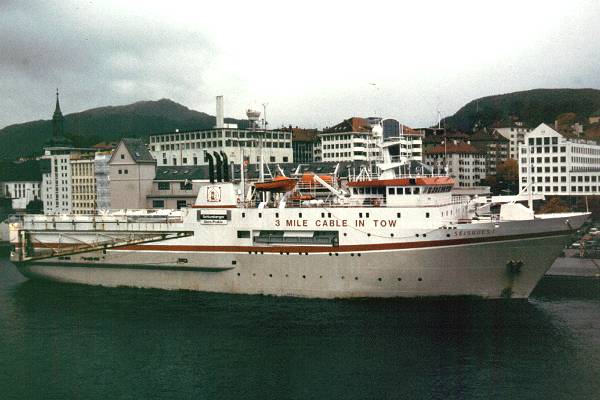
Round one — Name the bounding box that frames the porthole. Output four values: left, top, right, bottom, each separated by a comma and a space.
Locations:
354, 277, 358, 280
252, 273, 256, 277
237, 272, 241, 276
302, 275, 306, 279
285, 274, 289, 277
418, 277, 422, 281
269, 274, 272, 277
341, 276, 345, 280
377, 277, 382, 282
397, 277, 402, 281
358, 253, 361, 257
367, 233, 371, 237
446, 234, 451, 238
416, 234, 420, 237
351, 253, 354, 257
319, 275, 323, 279
335, 253, 339, 256
423, 234, 427, 238
390, 233, 394, 237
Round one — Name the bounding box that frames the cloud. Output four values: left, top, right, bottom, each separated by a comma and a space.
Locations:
0, 1, 216, 127
1, 0, 600, 130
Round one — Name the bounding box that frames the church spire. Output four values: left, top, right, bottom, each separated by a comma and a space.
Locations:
53, 88, 62, 116
52, 88, 64, 138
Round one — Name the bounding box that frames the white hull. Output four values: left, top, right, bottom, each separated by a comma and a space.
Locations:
16, 233, 571, 299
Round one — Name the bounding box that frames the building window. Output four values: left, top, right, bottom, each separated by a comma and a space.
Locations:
152, 200, 164, 208
158, 182, 170, 190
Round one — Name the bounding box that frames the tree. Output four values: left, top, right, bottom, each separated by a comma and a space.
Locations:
538, 197, 570, 214
0, 198, 15, 221
25, 198, 44, 214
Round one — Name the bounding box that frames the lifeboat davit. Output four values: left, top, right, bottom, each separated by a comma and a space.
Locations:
254, 176, 297, 193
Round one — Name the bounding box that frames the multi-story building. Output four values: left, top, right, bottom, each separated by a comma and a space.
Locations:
71, 155, 97, 214
147, 166, 209, 210
0, 160, 45, 212
424, 141, 487, 187
109, 138, 157, 210
148, 127, 293, 167
518, 123, 600, 196
470, 129, 509, 176
286, 127, 319, 163
320, 118, 380, 162
494, 122, 531, 160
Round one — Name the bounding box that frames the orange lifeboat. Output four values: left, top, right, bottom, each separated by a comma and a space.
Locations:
289, 193, 315, 201
300, 173, 334, 188
254, 176, 297, 193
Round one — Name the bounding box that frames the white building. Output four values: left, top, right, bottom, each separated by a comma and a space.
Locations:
320, 118, 380, 162
494, 122, 531, 160
149, 127, 293, 167
0, 160, 44, 212
42, 148, 75, 214
41, 147, 97, 214
519, 123, 600, 196
319, 117, 423, 163
424, 142, 487, 187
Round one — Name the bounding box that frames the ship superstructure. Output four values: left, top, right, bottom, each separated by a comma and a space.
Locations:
9, 122, 589, 299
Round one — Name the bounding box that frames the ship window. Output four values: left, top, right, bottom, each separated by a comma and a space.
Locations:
298, 213, 302, 218
414, 187, 420, 194
406, 187, 412, 195
242, 212, 245, 218
359, 212, 363, 218
258, 213, 262, 218
276, 213, 279, 218
237, 230, 250, 238
426, 212, 430, 218
397, 213, 401, 218
366, 213, 370, 218
388, 187, 395, 195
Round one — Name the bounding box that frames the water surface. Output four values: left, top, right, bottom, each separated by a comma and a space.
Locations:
1, 258, 599, 399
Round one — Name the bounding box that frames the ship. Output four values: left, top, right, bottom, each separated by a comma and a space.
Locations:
9, 140, 589, 299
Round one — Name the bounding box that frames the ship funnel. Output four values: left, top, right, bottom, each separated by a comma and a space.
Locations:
216, 95, 224, 128
205, 152, 215, 183
220, 151, 229, 181
214, 151, 223, 182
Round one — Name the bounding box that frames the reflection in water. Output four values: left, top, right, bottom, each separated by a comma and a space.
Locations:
1, 259, 600, 400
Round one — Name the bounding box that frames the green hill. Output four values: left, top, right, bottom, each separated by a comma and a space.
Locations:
0, 99, 247, 160
442, 88, 600, 132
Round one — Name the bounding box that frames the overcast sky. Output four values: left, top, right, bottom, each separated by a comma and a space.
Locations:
2, 0, 600, 130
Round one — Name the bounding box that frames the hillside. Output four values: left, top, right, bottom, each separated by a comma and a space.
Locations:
0, 99, 247, 160
442, 88, 600, 132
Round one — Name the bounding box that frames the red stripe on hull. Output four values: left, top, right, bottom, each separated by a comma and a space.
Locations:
112, 230, 569, 253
